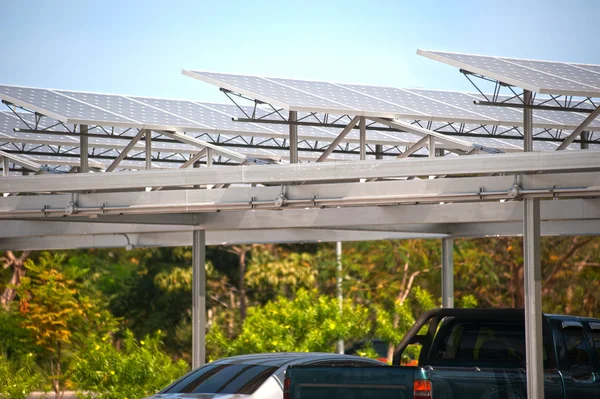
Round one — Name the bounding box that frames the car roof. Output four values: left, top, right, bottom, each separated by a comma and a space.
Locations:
209, 352, 382, 368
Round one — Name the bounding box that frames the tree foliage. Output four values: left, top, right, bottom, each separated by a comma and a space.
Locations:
71, 331, 187, 399
207, 289, 370, 360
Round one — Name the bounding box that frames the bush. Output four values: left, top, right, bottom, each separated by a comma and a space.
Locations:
0, 354, 42, 399
71, 331, 188, 399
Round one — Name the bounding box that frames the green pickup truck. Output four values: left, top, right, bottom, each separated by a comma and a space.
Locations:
284, 309, 600, 399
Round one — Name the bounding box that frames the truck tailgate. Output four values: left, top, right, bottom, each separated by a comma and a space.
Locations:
285, 365, 416, 399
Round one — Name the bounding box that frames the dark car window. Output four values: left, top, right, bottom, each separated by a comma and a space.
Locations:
589, 329, 600, 363
162, 363, 278, 394
431, 320, 535, 367
560, 327, 592, 372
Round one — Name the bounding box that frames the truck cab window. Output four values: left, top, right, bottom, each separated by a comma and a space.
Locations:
431, 320, 532, 367
560, 327, 592, 377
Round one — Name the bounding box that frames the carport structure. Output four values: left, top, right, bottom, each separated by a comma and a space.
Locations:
1, 50, 600, 399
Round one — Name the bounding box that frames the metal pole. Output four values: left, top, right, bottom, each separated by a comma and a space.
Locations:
192, 230, 206, 369
441, 237, 454, 308
336, 241, 344, 354
359, 116, 366, 161
145, 129, 152, 170
581, 131, 589, 150
206, 148, 213, 167
2, 157, 8, 177
80, 125, 89, 173
428, 136, 436, 157
375, 144, 383, 160
523, 89, 544, 399
289, 111, 298, 164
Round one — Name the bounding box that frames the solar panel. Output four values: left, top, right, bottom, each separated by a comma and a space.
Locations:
184, 70, 600, 132
0, 85, 420, 147
417, 50, 600, 97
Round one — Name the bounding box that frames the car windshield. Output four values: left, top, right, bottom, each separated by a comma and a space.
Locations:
162, 362, 279, 395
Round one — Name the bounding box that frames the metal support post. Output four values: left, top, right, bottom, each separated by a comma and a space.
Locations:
581, 131, 589, 150
375, 144, 383, 160
428, 136, 436, 157
2, 157, 8, 177
359, 116, 366, 160
441, 237, 454, 308
523, 89, 544, 399
145, 129, 152, 170
80, 125, 89, 173
336, 241, 344, 354
192, 230, 206, 369
289, 111, 298, 164
206, 148, 213, 167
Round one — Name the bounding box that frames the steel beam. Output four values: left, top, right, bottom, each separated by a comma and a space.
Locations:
317, 116, 361, 162
2, 150, 599, 194
556, 106, 600, 150
428, 135, 436, 158
368, 117, 475, 151
376, 144, 383, 160
0, 150, 43, 173
441, 237, 454, 308
523, 89, 544, 399
106, 129, 147, 172
80, 124, 89, 173
289, 111, 298, 164
359, 116, 366, 160
192, 230, 206, 369
158, 130, 259, 164
2, 157, 9, 177
580, 131, 589, 150
145, 130, 152, 170
336, 241, 344, 354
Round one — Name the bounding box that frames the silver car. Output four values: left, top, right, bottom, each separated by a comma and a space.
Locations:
146, 352, 383, 399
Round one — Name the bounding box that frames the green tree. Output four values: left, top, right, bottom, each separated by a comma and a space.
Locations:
0, 354, 42, 399
71, 330, 187, 399
207, 289, 370, 360
17, 253, 117, 398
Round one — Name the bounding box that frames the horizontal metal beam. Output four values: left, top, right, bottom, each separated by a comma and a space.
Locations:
473, 100, 595, 114
0, 228, 444, 250
1, 171, 600, 220
1, 150, 599, 194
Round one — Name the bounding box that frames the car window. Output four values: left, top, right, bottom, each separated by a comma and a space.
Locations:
588, 328, 600, 363
162, 363, 278, 394
431, 320, 535, 367
560, 328, 592, 371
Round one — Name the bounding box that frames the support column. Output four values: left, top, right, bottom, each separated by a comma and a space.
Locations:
428, 136, 436, 157
289, 111, 298, 164
336, 241, 344, 354
192, 230, 206, 369
359, 116, 366, 161
145, 129, 152, 170
375, 144, 383, 160
2, 157, 8, 177
581, 131, 589, 150
523, 89, 544, 399
80, 124, 89, 173
441, 237, 454, 308
206, 148, 213, 167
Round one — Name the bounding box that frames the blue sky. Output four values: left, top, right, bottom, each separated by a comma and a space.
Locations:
2, 0, 599, 103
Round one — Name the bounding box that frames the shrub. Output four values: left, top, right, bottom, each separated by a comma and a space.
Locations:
0, 354, 42, 399
71, 331, 188, 399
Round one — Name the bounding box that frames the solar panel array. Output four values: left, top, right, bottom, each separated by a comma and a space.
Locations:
417, 50, 600, 98
183, 71, 600, 132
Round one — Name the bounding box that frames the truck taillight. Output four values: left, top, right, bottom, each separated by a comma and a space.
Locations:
413, 380, 432, 399
283, 375, 291, 399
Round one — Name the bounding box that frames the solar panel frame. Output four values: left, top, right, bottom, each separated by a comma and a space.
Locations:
417, 49, 600, 97
183, 71, 600, 132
